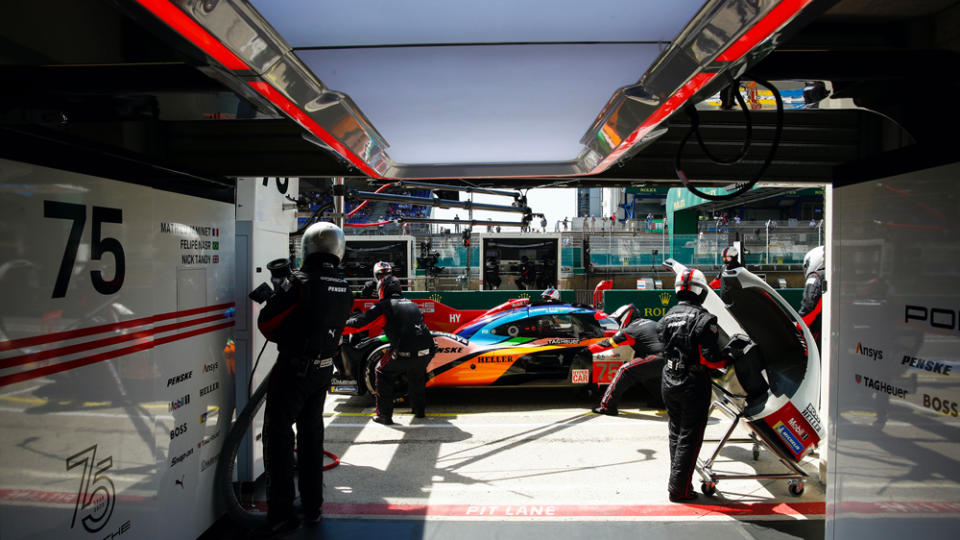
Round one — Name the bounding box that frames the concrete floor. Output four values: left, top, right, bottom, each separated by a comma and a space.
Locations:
204, 387, 825, 539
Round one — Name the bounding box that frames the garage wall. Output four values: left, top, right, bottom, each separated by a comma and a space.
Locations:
827, 162, 960, 537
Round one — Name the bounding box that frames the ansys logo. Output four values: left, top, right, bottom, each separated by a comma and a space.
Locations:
659, 292, 672, 306
855, 342, 883, 361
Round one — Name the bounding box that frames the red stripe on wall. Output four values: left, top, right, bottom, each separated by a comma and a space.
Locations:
0, 321, 234, 387
0, 313, 228, 370
0, 302, 234, 353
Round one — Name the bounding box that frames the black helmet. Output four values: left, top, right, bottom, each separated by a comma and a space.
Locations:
377, 275, 403, 299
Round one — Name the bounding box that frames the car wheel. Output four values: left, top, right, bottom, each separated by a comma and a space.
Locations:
364, 345, 408, 404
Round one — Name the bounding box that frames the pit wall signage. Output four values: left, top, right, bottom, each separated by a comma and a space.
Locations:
0, 159, 236, 540
828, 163, 960, 539
603, 289, 805, 321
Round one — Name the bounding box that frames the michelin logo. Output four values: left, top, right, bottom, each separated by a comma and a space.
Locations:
773, 421, 804, 454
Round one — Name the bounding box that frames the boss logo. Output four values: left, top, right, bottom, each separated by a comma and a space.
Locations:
170, 423, 188, 440
922, 394, 959, 417
906, 305, 960, 329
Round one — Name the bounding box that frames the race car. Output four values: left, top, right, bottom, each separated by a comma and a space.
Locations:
331, 299, 648, 398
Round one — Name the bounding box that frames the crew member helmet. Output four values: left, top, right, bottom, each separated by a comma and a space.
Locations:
377, 275, 403, 300
803, 246, 825, 278
722, 245, 739, 262
301, 222, 345, 264
373, 261, 392, 281
541, 288, 560, 302
675, 268, 709, 303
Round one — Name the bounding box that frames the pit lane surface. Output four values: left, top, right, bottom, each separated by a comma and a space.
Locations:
211, 387, 825, 538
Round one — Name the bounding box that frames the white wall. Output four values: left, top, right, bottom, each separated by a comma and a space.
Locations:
827, 162, 960, 536
0, 159, 236, 539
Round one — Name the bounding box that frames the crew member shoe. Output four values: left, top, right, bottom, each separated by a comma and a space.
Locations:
301, 508, 322, 524
413, 408, 425, 419
592, 406, 619, 416
668, 491, 699, 503
256, 516, 300, 538
373, 415, 394, 425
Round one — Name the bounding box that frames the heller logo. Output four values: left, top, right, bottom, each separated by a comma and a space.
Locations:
169, 394, 190, 411
856, 374, 908, 399
802, 403, 822, 433
659, 292, 672, 306
478, 355, 512, 364
199, 382, 220, 396
167, 371, 192, 387
202, 361, 218, 374
855, 342, 882, 361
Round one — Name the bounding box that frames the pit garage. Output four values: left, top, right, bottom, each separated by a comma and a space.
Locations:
2, 1, 959, 540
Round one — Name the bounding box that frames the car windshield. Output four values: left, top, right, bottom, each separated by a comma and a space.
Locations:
492, 313, 602, 339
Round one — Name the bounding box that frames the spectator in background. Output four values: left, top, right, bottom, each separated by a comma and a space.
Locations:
610, 213, 616, 231
454, 214, 461, 233
487, 218, 493, 233
562, 217, 569, 230
646, 213, 654, 232
496, 225, 501, 233
541, 215, 547, 232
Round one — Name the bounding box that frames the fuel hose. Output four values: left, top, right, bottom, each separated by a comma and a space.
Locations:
216, 368, 341, 528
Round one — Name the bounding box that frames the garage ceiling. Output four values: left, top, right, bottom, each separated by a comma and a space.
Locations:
1, 0, 958, 188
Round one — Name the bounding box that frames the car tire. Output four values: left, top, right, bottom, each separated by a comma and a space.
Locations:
364, 344, 408, 404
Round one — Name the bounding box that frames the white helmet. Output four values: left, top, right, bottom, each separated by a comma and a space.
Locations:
803, 246, 825, 278
373, 261, 392, 280
541, 288, 560, 302
675, 268, 709, 303
722, 245, 739, 260
301, 222, 345, 264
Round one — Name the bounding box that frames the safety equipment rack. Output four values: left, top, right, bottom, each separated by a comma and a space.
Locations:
696, 383, 809, 497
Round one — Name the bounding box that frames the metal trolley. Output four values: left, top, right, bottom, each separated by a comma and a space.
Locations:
696, 383, 809, 497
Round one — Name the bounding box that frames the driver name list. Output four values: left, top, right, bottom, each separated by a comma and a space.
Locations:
160, 222, 221, 265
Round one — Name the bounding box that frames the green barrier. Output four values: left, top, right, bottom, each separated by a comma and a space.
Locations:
405, 289, 576, 309
602, 288, 805, 320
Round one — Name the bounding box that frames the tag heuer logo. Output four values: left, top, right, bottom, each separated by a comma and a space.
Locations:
659, 292, 672, 306
855, 374, 862, 383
